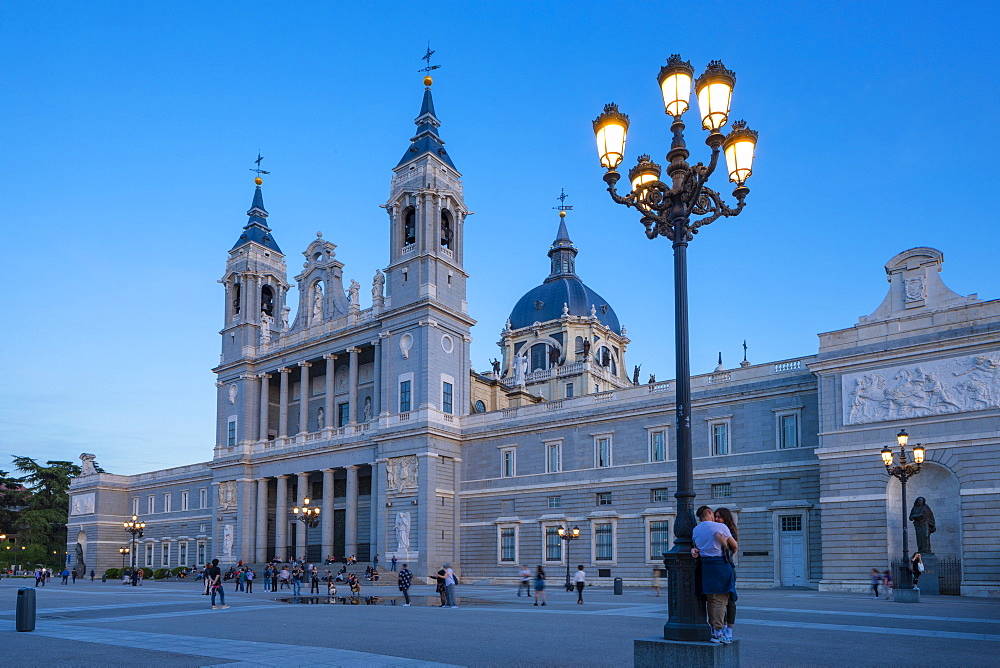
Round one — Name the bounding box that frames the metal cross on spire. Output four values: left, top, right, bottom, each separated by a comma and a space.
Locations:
418, 45, 441, 74
553, 188, 574, 213
249, 152, 271, 177
743, 340, 748, 363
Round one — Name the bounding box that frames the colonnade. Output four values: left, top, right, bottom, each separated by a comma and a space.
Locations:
252, 341, 383, 442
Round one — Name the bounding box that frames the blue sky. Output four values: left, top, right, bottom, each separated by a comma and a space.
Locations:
2, 1, 997, 475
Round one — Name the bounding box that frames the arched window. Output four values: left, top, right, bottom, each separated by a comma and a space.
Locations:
260, 285, 274, 317
440, 210, 453, 249
403, 208, 416, 246
530, 343, 547, 372
232, 282, 241, 315
575, 336, 584, 353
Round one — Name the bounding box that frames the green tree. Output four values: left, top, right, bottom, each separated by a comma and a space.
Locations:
0, 469, 29, 535
11, 457, 80, 555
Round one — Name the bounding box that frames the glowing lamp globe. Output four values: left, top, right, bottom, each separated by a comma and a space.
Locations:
657, 54, 694, 117
722, 120, 758, 183
695, 60, 736, 132
593, 103, 630, 170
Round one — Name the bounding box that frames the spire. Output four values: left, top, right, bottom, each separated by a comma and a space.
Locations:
546, 190, 578, 281
397, 52, 456, 169
232, 172, 281, 253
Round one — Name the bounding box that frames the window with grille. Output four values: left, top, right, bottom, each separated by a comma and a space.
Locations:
399, 380, 411, 412
500, 528, 516, 562
712, 483, 732, 499
197, 542, 207, 564
547, 496, 561, 509
652, 488, 670, 503
161, 543, 171, 566
545, 527, 562, 561
649, 521, 670, 559
597, 492, 612, 506
145, 543, 153, 567
595, 523, 613, 561
227, 419, 237, 447
179, 542, 188, 566
442, 382, 453, 414
781, 515, 803, 532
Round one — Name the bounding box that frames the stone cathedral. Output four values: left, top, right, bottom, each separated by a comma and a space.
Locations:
68, 77, 1000, 596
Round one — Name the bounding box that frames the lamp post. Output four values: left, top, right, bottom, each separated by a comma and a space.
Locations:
557, 526, 581, 591
293, 498, 321, 560
594, 55, 757, 642
119, 546, 130, 571
880, 429, 925, 589
123, 514, 145, 570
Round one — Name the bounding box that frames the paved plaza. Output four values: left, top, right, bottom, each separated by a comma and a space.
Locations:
1, 578, 997, 667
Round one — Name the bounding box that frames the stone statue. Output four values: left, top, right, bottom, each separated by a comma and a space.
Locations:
312, 283, 323, 321
514, 353, 528, 385
79, 453, 98, 476
909, 496, 936, 553
317, 406, 325, 429
632, 364, 641, 385
582, 339, 591, 358
490, 358, 501, 377
281, 306, 290, 332
372, 269, 385, 302
259, 315, 273, 345
348, 280, 360, 309
648, 374, 656, 384
222, 525, 234, 557
74, 543, 85, 576
394, 511, 411, 553
363, 396, 373, 422
548, 345, 560, 368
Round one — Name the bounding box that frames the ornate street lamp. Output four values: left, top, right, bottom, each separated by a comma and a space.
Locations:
294, 498, 321, 528
123, 514, 145, 570
594, 54, 757, 643
119, 546, 130, 571
557, 526, 581, 591
880, 429, 925, 589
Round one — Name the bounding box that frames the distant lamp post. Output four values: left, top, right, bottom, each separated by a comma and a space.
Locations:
119, 546, 130, 571
557, 526, 581, 591
123, 514, 145, 570
594, 55, 756, 643
880, 429, 925, 589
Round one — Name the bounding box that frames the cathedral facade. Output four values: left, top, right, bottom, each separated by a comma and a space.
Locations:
67, 80, 1000, 596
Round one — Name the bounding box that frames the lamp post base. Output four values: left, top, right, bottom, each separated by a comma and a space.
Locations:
894, 588, 920, 603
662, 549, 711, 641
634, 637, 739, 668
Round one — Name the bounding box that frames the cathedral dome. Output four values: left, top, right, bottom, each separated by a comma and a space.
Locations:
509, 276, 621, 333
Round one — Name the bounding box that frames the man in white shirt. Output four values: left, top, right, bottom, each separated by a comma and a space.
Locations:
518, 565, 531, 597
691, 506, 737, 643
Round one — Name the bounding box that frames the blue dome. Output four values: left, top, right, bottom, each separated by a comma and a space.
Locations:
509, 276, 621, 333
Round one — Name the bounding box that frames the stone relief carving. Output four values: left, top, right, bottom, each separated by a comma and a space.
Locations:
79, 453, 98, 476
218, 481, 238, 511
222, 524, 234, 557
70, 492, 95, 515
904, 277, 925, 303
843, 352, 1000, 425
386, 455, 418, 493
394, 511, 411, 553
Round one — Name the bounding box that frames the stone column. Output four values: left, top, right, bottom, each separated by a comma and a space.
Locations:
274, 475, 288, 561
295, 472, 309, 560
345, 465, 359, 560
323, 354, 336, 431
278, 367, 291, 437
370, 459, 383, 560
321, 468, 335, 560
348, 347, 360, 425
258, 373, 271, 441
243, 373, 259, 445
255, 478, 269, 562
372, 339, 382, 418
297, 361, 311, 436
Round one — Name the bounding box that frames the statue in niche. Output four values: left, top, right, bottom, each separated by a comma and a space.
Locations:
394, 511, 411, 553
909, 497, 936, 553
312, 283, 324, 321
281, 306, 290, 332
259, 315, 272, 345
372, 269, 385, 301
79, 453, 98, 476
75, 543, 85, 576
223, 525, 234, 557
633, 364, 641, 385
348, 280, 360, 309
317, 406, 325, 429
232, 283, 241, 317
363, 396, 373, 422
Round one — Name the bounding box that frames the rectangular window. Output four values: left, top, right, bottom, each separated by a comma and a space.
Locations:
546, 443, 561, 473
595, 523, 613, 561
650, 431, 666, 462
145, 543, 153, 567
780, 414, 799, 449
179, 542, 188, 566
565, 383, 574, 398
163, 494, 172, 513
597, 492, 612, 506
712, 423, 729, 455
651, 488, 670, 503
442, 382, 453, 414
781, 515, 803, 532
197, 542, 206, 564
596, 437, 612, 468
199, 488, 208, 509
338, 403, 350, 427
500, 528, 516, 562
501, 449, 516, 478
649, 520, 670, 559
132, 497, 139, 515
547, 496, 561, 509
545, 527, 562, 561
181, 491, 189, 511
399, 380, 411, 412
227, 419, 237, 447
161, 542, 171, 566
712, 483, 732, 499
147, 495, 155, 514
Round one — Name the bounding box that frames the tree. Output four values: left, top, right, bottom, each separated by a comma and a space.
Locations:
0, 469, 29, 535
10, 457, 80, 555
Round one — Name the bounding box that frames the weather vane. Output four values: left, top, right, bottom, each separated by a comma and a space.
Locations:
250, 152, 271, 177
553, 188, 574, 213
418, 45, 441, 74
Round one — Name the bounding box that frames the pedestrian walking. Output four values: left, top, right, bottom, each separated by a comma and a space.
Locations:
203, 563, 212, 595
391, 555, 398, 571
573, 565, 586, 604
533, 565, 547, 606
869, 568, 881, 599
89, 569, 95, 582
652, 568, 661, 596
71, 568, 77, 583
398, 563, 413, 606
910, 552, 924, 590
61, 568, 70, 584
517, 565, 531, 597
207, 558, 228, 609
882, 570, 893, 600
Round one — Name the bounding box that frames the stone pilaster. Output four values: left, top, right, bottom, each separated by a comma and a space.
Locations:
258, 373, 271, 440
348, 347, 360, 425
278, 367, 291, 437
345, 465, 359, 559
255, 477, 269, 562
297, 361, 311, 436
321, 468, 335, 560
274, 475, 288, 561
